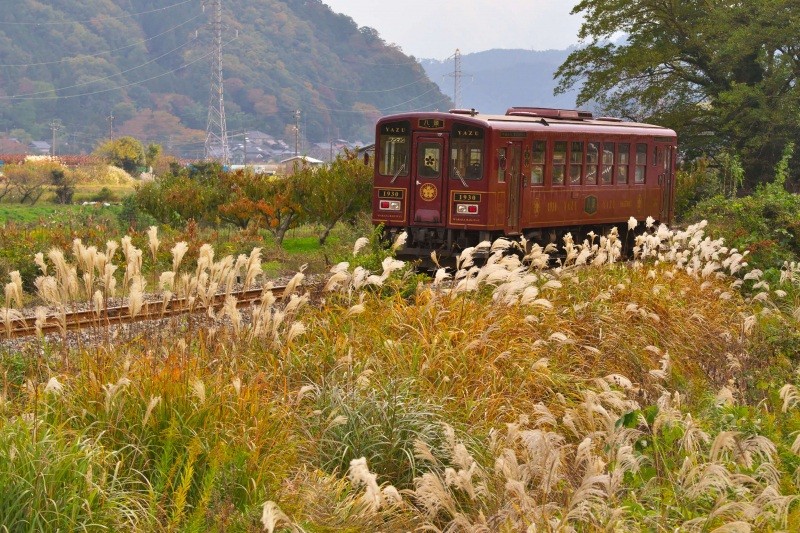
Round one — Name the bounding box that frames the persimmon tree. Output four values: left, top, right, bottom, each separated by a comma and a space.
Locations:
135, 162, 229, 226
218, 170, 303, 245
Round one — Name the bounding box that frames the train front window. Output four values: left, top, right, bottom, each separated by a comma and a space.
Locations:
450, 139, 484, 180
379, 134, 409, 177
417, 142, 442, 178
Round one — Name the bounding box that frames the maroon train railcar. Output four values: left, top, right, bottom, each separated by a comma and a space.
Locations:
372, 107, 677, 258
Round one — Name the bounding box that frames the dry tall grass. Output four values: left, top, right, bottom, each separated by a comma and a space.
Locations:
1, 220, 799, 530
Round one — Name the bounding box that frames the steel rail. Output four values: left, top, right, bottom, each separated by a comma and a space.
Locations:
3, 285, 291, 339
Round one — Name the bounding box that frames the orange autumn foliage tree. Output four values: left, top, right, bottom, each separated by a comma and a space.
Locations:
217, 171, 303, 244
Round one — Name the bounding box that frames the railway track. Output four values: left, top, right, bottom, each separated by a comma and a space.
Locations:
3, 284, 291, 339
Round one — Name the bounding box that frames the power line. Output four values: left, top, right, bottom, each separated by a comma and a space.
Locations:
3, 35, 198, 99
0, 13, 203, 67
281, 68, 434, 94
0, 0, 196, 25
0, 36, 238, 101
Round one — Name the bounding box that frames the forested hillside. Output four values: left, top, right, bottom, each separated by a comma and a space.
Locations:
0, 0, 451, 156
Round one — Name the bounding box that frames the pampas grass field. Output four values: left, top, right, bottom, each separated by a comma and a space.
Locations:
1, 219, 800, 531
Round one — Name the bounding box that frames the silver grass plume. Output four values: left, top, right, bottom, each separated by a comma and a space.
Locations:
34, 252, 47, 276
5, 271, 23, 308
390, 231, 407, 252
128, 275, 145, 318
282, 264, 307, 299
353, 237, 369, 256
348, 457, 385, 511
105, 240, 119, 263
92, 290, 104, 316
147, 226, 160, 265
261, 501, 290, 533
222, 294, 242, 337
243, 247, 262, 291
159, 271, 175, 293
196, 243, 215, 275
34, 307, 47, 337
171, 241, 189, 272
102, 263, 118, 297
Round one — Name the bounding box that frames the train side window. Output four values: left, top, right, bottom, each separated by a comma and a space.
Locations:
657, 146, 667, 170
585, 142, 599, 185
497, 148, 507, 183
417, 142, 441, 178
601, 142, 614, 184
616, 143, 630, 184
552, 141, 567, 185
635, 143, 647, 183
569, 141, 583, 185
530, 140, 545, 185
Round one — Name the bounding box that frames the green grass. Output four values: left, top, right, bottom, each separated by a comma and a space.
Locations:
0, 203, 121, 224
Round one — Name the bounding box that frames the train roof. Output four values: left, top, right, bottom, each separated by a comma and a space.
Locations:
379, 107, 677, 139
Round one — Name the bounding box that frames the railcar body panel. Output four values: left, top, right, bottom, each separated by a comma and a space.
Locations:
372, 108, 677, 259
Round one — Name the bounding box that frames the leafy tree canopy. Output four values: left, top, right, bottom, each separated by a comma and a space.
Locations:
94, 136, 145, 174
556, 0, 800, 188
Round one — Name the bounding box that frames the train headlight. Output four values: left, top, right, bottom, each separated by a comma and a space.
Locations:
379, 200, 401, 211
456, 203, 479, 214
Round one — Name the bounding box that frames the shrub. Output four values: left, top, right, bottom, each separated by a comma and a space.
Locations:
305, 379, 451, 488
92, 186, 119, 203
687, 144, 800, 271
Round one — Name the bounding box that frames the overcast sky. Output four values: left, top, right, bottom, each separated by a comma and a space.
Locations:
322, 0, 584, 60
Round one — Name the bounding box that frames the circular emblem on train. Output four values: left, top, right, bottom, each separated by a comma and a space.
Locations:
584, 195, 598, 215
419, 183, 438, 201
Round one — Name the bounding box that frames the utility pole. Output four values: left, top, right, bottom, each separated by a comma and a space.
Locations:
446, 48, 462, 109
107, 113, 115, 140
49, 119, 62, 156
204, 0, 230, 164
294, 109, 300, 156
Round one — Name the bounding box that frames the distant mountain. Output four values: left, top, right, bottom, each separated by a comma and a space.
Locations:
0, 0, 451, 157
420, 48, 581, 115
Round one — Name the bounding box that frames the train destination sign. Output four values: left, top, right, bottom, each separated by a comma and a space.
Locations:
380, 121, 409, 135
418, 119, 445, 129
500, 131, 527, 138
378, 189, 405, 199
453, 124, 484, 139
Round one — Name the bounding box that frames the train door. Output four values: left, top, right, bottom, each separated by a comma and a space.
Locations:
658, 144, 675, 224
410, 133, 448, 225
506, 141, 523, 233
